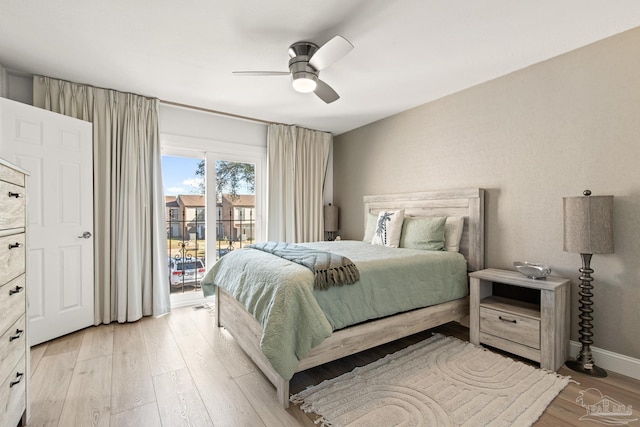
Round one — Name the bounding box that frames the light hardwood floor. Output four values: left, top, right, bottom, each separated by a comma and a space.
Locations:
27, 303, 640, 426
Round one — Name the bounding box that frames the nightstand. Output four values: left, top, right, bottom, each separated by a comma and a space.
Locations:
469, 268, 570, 371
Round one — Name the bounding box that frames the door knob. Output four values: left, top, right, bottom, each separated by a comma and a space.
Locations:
78, 231, 92, 239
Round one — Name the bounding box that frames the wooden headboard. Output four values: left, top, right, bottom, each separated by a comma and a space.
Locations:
363, 188, 485, 272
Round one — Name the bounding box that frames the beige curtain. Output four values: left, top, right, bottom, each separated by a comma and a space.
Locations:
267, 124, 331, 242
33, 76, 170, 324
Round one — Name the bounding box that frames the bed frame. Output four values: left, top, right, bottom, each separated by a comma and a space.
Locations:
214, 188, 485, 408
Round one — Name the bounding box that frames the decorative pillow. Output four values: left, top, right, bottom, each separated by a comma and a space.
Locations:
445, 216, 464, 252
399, 216, 446, 250
362, 212, 378, 242
371, 209, 404, 247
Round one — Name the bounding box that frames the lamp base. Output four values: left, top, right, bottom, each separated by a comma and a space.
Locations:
565, 253, 607, 378
566, 358, 607, 378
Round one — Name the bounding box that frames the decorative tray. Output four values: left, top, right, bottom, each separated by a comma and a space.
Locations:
513, 261, 551, 279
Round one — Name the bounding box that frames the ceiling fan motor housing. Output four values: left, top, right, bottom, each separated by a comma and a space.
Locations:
288, 41, 319, 59
289, 42, 319, 91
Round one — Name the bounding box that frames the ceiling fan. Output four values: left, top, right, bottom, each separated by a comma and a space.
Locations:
233, 35, 354, 104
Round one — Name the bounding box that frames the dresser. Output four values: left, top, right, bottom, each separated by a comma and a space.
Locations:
0, 157, 28, 427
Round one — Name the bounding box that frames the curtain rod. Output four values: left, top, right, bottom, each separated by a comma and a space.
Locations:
160, 99, 276, 126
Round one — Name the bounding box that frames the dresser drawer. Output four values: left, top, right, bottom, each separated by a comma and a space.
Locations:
0, 234, 25, 285
480, 306, 540, 349
0, 355, 26, 427
0, 275, 25, 337
0, 181, 26, 231
0, 162, 25, 187
0, 315, 26, 384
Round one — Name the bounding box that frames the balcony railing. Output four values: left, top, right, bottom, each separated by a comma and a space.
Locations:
166, 208, 255, 294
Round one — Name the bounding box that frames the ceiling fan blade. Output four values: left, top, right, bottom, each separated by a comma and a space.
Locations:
314, 79, 340, 104
232, 71, 290, 76
309, 35, 353, 70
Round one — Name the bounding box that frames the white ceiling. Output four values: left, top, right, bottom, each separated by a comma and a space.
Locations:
1, 1, 640, 135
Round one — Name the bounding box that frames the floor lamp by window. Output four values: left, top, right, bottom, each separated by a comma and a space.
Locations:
324, 204, 339, 241
563, 190, 613, 377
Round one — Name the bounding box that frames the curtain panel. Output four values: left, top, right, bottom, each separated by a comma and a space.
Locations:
33, 76, 170, 324
267, 124, 331, 242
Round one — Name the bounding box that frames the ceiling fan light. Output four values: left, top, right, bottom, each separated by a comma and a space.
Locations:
292, 75, 317, 93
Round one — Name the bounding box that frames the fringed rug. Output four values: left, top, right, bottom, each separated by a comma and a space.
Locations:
291, 334, 571, 426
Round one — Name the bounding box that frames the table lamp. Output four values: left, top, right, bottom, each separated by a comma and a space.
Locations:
324, 204, 339, 241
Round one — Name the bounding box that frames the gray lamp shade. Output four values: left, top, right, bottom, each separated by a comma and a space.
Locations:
563, 192, 614, 254
324, 205, 339, 232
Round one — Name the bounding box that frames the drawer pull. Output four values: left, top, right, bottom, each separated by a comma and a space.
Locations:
10, 329, 24, 342
498, 316, 517, 324
9, 372, 24, 388
8, 242, 23, 249
8, 191, 23, 198
9, 285, 24, 295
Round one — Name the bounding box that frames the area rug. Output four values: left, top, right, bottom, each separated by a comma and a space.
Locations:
291, 334, 571, 426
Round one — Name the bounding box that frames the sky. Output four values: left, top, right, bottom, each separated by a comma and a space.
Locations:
162, 155, 255, 197
161, 155, 203, 196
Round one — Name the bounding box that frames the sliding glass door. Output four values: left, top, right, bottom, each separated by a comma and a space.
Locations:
213, 160, 256, 259
206, 152, 265, 275
162, 154, 207, 299
162, 141, 266, 308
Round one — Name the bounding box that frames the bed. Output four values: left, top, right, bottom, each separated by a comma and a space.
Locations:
203, 188, 484, 408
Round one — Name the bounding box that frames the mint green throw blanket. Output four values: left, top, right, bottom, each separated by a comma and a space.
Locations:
201, 240, 467, 380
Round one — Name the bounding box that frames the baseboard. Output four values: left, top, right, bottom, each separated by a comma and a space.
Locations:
569, 341, 640, 380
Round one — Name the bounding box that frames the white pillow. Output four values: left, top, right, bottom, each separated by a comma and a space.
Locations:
371, 209, 404, 247
363, 212, 378, 242
445, 216, 464, 252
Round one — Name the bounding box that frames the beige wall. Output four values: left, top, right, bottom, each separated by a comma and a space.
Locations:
333, 27, 640, 359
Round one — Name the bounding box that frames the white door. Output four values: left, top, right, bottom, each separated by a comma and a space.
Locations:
0, 98, 94, 345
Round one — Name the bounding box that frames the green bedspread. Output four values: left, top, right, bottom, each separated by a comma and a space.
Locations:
247, 241, 360, 289
201, 240, 468, 380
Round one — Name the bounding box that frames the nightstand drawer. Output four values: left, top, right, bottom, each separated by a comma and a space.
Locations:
0, 234, 25, 285
480, 306, 540, 349
0, 355, 26, 427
